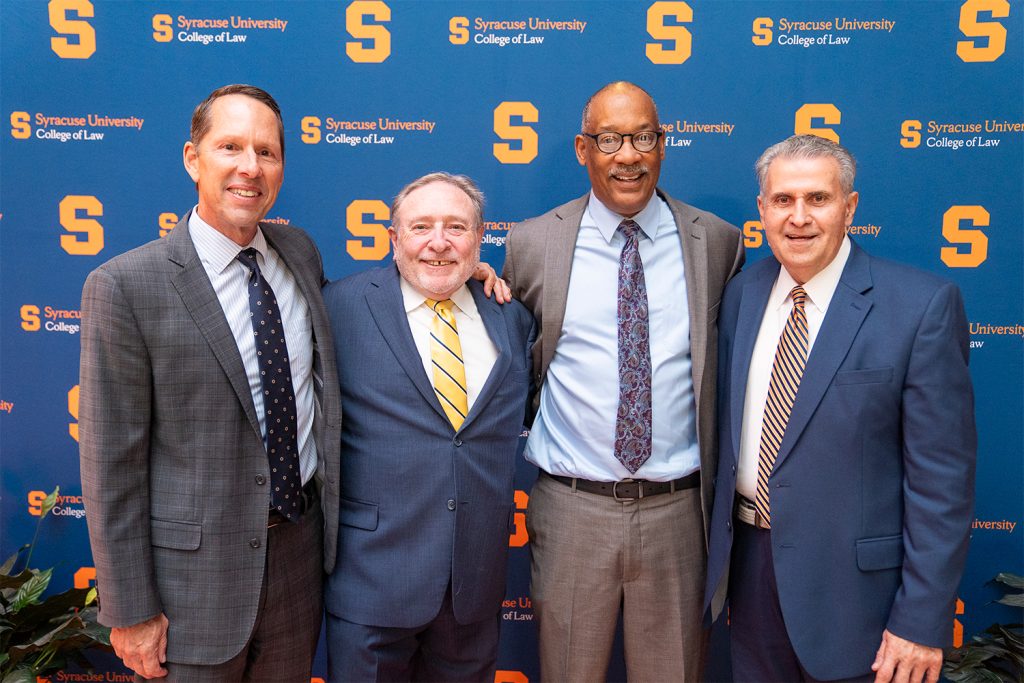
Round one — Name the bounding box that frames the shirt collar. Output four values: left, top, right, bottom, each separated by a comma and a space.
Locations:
770, 235, 851, 313
188, 206, 268, 274
586, 190, 663, 245
399, 275, 478, 320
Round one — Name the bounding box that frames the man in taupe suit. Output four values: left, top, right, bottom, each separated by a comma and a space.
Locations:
502, 81, 744, 681
80, 84, 341, 681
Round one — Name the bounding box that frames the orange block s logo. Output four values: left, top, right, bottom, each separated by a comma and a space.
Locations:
794, 104, 841, 143
49, 0, 96, 59
493, 102, 539, 165
509, 489, 529, 547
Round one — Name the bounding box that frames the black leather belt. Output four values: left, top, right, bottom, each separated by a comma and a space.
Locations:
268, 480, 318, 528
545, 470, 699, 500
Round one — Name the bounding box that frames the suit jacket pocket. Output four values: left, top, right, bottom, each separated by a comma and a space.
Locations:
835, 366, 894, 385
340, 497, 379, 531
856, 534, 903, 571
151, 519, 202, 550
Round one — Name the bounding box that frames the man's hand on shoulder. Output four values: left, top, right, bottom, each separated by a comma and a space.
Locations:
473, 262, 511, 304
110, 612, 169, 679
872, 629, 942, 683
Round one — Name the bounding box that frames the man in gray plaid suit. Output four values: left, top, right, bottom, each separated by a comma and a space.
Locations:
79, 84, 342, 681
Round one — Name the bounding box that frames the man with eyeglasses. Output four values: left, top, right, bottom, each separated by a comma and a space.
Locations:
502, 81, 744, 681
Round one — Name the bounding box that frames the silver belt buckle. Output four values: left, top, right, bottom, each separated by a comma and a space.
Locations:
612, 478, 639, 501
736, 496, 769, 528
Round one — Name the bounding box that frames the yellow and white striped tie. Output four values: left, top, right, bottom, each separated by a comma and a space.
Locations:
755, 286, 809, 528
426, 299, 468, 431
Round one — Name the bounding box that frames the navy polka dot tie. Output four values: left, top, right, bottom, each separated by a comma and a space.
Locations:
237, 248, 301, 522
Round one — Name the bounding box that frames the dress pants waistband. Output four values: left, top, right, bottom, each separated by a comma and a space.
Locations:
543, 470, 699, 500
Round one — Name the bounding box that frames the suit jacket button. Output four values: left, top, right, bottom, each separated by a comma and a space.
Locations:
447, 499, 456, 511
255, 474, 266, 485
454, 438, 463, 447
249, 538, 260, 548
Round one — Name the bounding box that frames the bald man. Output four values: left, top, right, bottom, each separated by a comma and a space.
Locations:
503, 81, 744, 681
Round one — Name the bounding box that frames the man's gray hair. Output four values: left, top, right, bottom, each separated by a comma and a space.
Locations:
755, 135, 857, 195
391, 172, 485, 229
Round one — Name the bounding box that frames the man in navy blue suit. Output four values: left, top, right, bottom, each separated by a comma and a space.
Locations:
322, 172, 534, 682
705, 135, 976, 683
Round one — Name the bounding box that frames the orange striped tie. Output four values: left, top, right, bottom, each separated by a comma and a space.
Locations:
755, 286, 809, 528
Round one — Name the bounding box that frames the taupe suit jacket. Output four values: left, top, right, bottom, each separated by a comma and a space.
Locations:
79, 214, 341, 664
502, 190, 743, 538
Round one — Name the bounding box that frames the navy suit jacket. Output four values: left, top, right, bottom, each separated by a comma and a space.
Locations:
323, 264, 535, 627
704, 240, 976, 679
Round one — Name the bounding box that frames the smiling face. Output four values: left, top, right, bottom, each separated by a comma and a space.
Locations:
575, 84, 665, 218
389, 180, 483, 300
758, 155, 859, 284
183, 94, 283, 245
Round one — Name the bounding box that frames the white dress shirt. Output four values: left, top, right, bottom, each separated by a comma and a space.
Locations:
736, 236, 852, 499
399, 278, 498, 412
188, 209, 317, 486
525, 192, 698, 482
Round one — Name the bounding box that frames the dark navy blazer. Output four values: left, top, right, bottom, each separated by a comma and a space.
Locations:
704, 240, 976, 679
323, 264, 535, 627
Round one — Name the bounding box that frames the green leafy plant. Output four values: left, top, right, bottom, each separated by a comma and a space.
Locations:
943, 573, 1024, 683
0, 487, 111, 683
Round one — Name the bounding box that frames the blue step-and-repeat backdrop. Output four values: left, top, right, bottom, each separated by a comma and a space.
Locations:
2, 1, 1021, 680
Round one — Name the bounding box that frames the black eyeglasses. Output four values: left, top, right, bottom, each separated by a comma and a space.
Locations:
581, 130, 663, 154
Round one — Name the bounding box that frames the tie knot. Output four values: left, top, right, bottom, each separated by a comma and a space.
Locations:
618, 219, 641, 240
790, 286, 808, 307
426, 298, 455, 315
237, 248, 261, 275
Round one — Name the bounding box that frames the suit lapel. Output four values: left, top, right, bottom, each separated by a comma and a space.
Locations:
665, 191, 710, 401
167, 214, 262, 439
731, 264, 778, 453
463, 280, 511, 430
541, 195, 587, 374
364, 265, 449, 424
262, 223, 322, 332
772, 242, 874, 470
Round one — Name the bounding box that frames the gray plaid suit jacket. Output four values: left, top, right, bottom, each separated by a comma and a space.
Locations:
502, 189, 744, 539
79, 213, 341, 665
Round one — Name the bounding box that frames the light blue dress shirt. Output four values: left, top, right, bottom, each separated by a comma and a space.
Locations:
525, 192, 699, 482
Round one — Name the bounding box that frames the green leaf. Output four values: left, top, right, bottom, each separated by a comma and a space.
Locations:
75, 612, 112, 646
973, 669, 1010, 683
11, 586, 95, 627
996, 593, 1024, 608
0, 547, 28, 576
993, 573, 1024, 590
38, 487, 59, 519
1, 668, 37, 683
0, 569, 35, 592
990, 623, 1023, 651
9, 569, 51, 612
946, 645, 996, 669
5, 612, 82, 664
